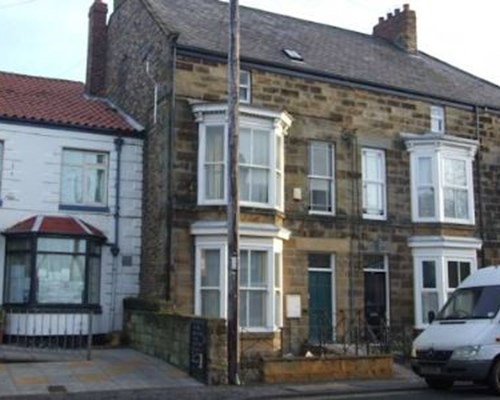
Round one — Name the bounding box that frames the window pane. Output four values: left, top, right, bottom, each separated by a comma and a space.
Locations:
88, 256, 101, 304
422, 292, 439, 323
36, 254, 85, 304
240, 250, 249, 285
205, 165, 224, 200
418, 157, 432, 185
201, 249, 220, 287
61, 166, 83, 204
364, 152, 381, 181
240, 291, 248, 327
308, 253, 330, 269
251, 169, 269, 202
422, 261, 436, 288
253, 130, 269, 166
274, 290, 281, 326
239, 128, 251, 164
310, 143, 331, 177
310, 178, 331, 211
38, 238, 85, 253
63, 150, 84, 165
249, 291, 267, 327
239, 166, 250, 201
5, 253, 31, 303
444, 188, 469, 219
274, 253, 281, 288
460, 262, 471, 282
418, 187, 435, 217
7, 238, 31, 252
201, 290, 220, 318
250, 251, 267, 287
448, 261, 458, 288
444, 159, 466, 186
364, 182, 382, 213
205, 126, 224, 162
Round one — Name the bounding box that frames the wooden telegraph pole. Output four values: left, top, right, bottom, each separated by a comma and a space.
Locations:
227, 0, 241, 386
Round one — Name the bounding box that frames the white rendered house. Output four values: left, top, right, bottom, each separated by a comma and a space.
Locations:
0, 71, 143, 337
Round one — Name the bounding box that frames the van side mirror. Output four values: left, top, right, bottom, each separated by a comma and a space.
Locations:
428, 310, 436, 324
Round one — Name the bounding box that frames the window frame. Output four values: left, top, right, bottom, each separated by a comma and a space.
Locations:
409, 236, 480, 328
431, 105, 445, 134
362, 148, 387, 220
194, 103, 291, 211
404, 134, 478, 225
3, 234, 103, 310
308, 141, 335, 215
239, 70, 251, 104
60, 148, 110, 210
194, 233, 284, 333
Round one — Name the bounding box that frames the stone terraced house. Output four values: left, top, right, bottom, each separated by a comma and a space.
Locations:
0, 71, 143, 340
87, 0, 500, 353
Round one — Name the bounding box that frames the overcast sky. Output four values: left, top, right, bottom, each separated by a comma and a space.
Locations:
1, 0, 499, 87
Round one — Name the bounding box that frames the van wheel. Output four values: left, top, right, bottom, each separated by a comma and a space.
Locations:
489, 359, 500, 395
425, 377, 454, 390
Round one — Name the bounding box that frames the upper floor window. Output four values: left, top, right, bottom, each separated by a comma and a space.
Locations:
431, 105, 445, 134
362, 148, 386, 219
403, 133, 478, 225
240, 70, 251, 103
194, 103, 292, 210
60, 149, 109, 209
308, 141, 334, 214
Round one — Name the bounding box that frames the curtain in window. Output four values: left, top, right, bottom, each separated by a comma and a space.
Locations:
443, 158, 468, 219
204, 126, 225, 200
417, 157, 435, 217
240, 250, 267, 328
362, 150, 385, 216
5, 253, 31, 303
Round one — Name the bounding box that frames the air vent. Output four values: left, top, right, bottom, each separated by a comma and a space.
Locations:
283, 48, 304, 62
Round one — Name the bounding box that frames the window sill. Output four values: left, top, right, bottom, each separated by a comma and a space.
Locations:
3, 304, 102, 314
240, 328, 281, 338
308, 210, 335, 217
363, 214, 387, 221
59, 204, 110, 213
412, 218, 475, 226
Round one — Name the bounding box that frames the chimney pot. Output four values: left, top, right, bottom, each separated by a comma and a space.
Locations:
395, 8, 401, 14
387, 12, 393, 18
403, 3, 410, 11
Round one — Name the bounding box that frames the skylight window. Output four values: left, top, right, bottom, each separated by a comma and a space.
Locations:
283, 49, 304, 62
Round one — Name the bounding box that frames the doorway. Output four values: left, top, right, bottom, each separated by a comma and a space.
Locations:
363, 255, 388, 332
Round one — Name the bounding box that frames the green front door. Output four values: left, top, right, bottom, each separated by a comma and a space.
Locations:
308, 270, 333, 343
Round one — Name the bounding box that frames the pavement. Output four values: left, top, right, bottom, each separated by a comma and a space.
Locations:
0, 347, 427, 400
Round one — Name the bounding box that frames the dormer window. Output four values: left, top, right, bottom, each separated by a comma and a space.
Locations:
431, 105, 445, 134
239, 70, 251, 103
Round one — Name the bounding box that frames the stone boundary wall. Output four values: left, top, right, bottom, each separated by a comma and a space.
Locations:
262, 355, 393, 383
123, 298, 228, 384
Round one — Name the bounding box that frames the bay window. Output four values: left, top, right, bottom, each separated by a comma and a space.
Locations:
403, 133, 478, 224
193, 103, 292, 210
4, 236, 102, 307
408, 236, 481, 328
192, 221, 289, 331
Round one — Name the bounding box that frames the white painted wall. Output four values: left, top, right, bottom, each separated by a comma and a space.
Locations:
0, 121, 143, 334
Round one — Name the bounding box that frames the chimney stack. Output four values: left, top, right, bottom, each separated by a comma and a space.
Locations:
85, 0, 108, 96
373, 4, 417, 53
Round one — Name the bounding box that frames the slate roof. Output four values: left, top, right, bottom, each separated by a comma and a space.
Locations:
145, 0, 500, 109
0, 71, 140, 134
4, 215, 106, 239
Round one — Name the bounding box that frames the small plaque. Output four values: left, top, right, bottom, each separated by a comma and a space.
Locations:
286, 294, 301, 319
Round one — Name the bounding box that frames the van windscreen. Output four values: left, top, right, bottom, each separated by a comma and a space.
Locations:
437, 285, 500, 320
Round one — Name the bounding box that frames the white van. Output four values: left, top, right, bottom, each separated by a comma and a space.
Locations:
411, 265, 500, 394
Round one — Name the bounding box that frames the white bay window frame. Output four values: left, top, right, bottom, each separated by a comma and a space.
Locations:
408, 236, 481, 329
193, 103, 291, 210
403, 133, 478, 225
192, 221, 289, 332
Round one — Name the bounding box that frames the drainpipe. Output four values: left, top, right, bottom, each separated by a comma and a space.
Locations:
474, 106, 486, 267
109, 136, 123, 331
165, 34, 179, 302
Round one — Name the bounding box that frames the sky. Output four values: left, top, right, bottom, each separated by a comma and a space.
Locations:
1, 0, 500, 86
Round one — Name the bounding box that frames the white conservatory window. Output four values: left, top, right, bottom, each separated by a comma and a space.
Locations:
192, 221, 289, 332
60, 149, 109, 209
308, 141, 334, 214
403, 133, 478, 224
408, 236, 481, 328
193, 103, 292, 210
362, 148, 386, 219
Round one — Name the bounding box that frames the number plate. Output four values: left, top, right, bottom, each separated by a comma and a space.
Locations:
420, 365, 441, 375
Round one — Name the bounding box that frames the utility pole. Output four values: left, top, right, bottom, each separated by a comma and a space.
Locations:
227, 0, 240, 386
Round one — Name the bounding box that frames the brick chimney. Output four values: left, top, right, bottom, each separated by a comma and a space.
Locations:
85, 0, 108, 96
373, 4, 417, 53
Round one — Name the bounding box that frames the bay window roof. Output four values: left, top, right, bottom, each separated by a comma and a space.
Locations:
3, 215, 106, 239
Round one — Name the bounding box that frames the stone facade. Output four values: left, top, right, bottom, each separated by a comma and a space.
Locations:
101, 0, 500, 356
